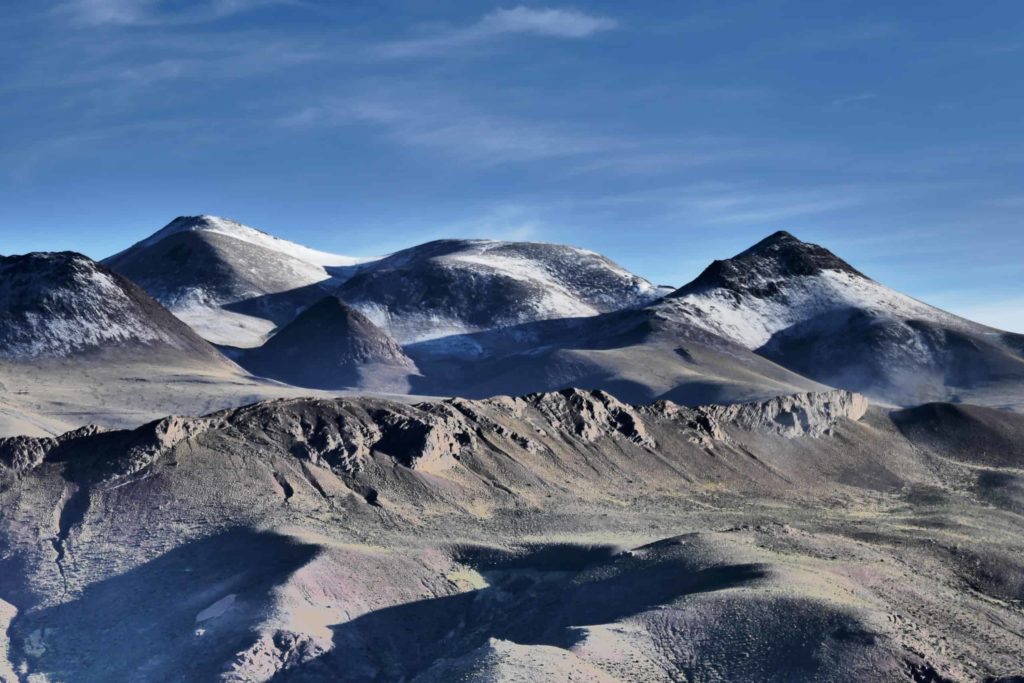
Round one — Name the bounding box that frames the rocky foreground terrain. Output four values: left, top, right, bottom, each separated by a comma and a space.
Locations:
1, 388, 1022, 682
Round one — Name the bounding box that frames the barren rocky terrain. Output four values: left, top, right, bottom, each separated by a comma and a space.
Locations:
1, 223, 1022, 682
1, 388, 1021, 682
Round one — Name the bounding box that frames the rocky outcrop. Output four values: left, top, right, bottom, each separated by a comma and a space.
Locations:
0, 435, 58, 472
109, 416, 214, 480
220, 398, 474, 475
2, 390, 868, 483
0, 426, 109, 473
515, 389, 657, 449
639, 390, 868, 445
698, 390, 869, 439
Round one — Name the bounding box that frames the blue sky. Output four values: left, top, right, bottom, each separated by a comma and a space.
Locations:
1, 0, 1022, 331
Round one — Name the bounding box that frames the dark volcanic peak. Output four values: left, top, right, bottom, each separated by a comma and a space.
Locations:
0, 251, 223, 361
241, 295, 416, 390
674, 230, 864, 298
336, 237, 668, 344
660, 230, 1024, 406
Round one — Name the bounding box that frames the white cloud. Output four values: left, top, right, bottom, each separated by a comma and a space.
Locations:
828, 93, 877, 111
64, 0, 145, 25
375, 6, 617, 58
585, 183, 862, 225
279, 90, 629, 165
277, 86, 765, 172
61, 0, 286, 26
440, 204, 544, 241
476, 6, 617, 38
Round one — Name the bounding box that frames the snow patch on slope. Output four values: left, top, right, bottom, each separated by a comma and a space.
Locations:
448, 251, 602, 319
671, 270, 965, 350
344, 239, 667, 344
443, 239, 663, 312
173, 303, 279, 348
133, 215, 374, 268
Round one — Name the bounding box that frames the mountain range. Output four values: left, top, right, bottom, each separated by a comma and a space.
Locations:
0, 217, 1019, 441
0, 216, 1018, 438
103, 216, 668, 348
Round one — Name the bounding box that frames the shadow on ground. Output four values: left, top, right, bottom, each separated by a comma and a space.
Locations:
12, 528, 319, 682
272, 540, 768, 682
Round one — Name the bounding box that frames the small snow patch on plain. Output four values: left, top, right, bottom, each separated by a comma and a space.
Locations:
195, 593, 237, 623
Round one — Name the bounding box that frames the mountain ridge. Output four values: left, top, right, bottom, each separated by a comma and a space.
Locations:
2, 387, 1021, 681
95, 217, 1024, 410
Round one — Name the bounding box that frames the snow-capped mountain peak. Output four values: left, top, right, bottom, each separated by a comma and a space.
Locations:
658, 230, 1024, 405
119, 215, 370, 268
337, 238, 671, 344
676, 230, 865, 299
665, 231, 963, 350
103, 216, 383, 347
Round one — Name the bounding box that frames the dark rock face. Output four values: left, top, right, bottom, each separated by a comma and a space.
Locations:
240, 296, 416, 390
0, 251, 225, 362
672, 231, 864, 298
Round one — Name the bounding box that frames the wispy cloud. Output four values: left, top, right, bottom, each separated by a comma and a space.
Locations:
59, 0, 287, 27
1, 118, 201, 180
796, 22, 900, 51
278, 87, 765, 174
828, 93, 877, 111
374, 6, 617, 58
989, 195, 1024, 208
672, 187, 860, 225
584, 182, 863, 226
279, 89, 630, 165
0, 31, 327, 96
438, 204, 544, 241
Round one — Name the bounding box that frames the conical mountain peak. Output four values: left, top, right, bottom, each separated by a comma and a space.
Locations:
674, 230, 864, 298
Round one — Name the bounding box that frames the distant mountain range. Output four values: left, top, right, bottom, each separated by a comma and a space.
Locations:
103, 216, 667, 348
1, 216, 1021, 437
